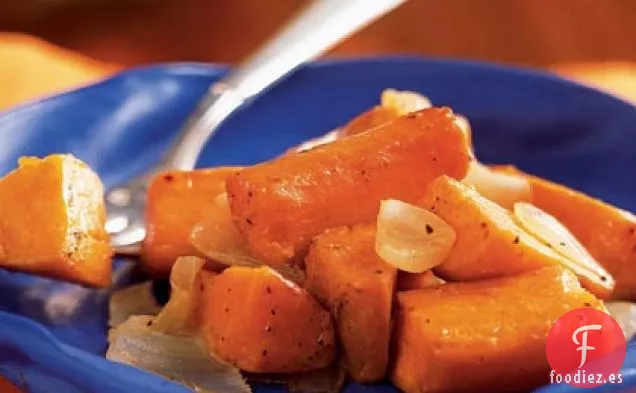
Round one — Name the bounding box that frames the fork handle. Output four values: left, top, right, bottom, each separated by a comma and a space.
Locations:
158, 0, 407, 171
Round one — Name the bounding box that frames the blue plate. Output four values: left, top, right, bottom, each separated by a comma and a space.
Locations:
0, 58, 635, 393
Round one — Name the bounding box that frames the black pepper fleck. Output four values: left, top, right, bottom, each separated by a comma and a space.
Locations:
601, 276, 608, 282
545, 243, 553, 249
513, 236, 520, 244
425, 224, 434, 234
146, 320, 153, 327
375, 269, 383, 275
559, 242, 566, 247
163, 174, 174, 182
480, 222, 487, 229
246, 218, 254, 225
266, 286, 272, 294
248, 191, 254, 197
265, 324, 272, 333
271, 308, 277, 316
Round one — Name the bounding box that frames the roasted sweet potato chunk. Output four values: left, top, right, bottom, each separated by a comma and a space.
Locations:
496, 166, 636, 300
0, 154, 111, 287
142, 167, 240, 275
391, 266, 604, 393
341, 106, 400, 136
199, 266, 336, 373
420, 176, 572, 279
305, 224, 396, 383
227, 108, 472, 265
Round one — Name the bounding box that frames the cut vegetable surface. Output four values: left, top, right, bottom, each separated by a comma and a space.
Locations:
392, 266, 604, 393
189, 192, 255, 269
227, 108, 472, 265
107, 316, 251, 393
199, 266, 336, 373
375, 199, 456, 273
142, 167, 240, 276
419, 176, 589, 289
0, 154, 111, 287
496, 166, 636, 300
513, 202, 615, 298
305, 224, 396, 383
461, 161, 532, 209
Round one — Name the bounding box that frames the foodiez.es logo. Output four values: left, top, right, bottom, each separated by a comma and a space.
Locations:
546, 308, 627, 388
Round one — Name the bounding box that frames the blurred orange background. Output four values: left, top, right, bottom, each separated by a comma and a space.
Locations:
0, 0, 634, 111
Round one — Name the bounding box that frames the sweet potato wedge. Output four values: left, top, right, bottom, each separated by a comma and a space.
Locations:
142, 167, 240, 276
418, 175, 615, 297
227, 108, 472, 265
391, 266, 604, 393
199, 266, 336, 373
419, 176, 567, 278
495, 166, 636, 300
305, 224, 396, 383
0, 154, 111, 287
341, 106, 400, 136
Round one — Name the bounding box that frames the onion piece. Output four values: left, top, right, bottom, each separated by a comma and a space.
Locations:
462, 162, 532, 209
513, 202, 615, 297
190, 194, 306, 284
381, 89, 432, 115
190, 193, 252, 267
605, 302, 636, 341
107, 316, 251, 393
375, 199, 456, 273
151, 256, 205, 336
109, 282, 162, 328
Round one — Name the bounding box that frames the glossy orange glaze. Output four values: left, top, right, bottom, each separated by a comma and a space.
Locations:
392, 266, 603, 393
0, 154, 111, 287
227, 108, 472, 265
142, 167, 241, 276
199, 266, 335, 373
495, 165, 636, 300
305, 224, 396, 383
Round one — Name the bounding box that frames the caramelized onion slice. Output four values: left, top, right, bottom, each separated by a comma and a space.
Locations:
376, 199, 456, 273
381, 89, 432, 114
107, 316, 251, 393
109, 282, 162, 328
190, 193, 253, 266
513, 202, 615, 297
190, 193, 306, 284
462, 162, 532, 209
151, 256, 205, 335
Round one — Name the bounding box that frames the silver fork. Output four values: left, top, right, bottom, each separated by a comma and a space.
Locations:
106, 0, 408, 255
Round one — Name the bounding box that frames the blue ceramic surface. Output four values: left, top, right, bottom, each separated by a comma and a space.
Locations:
0, 58, 634, 393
